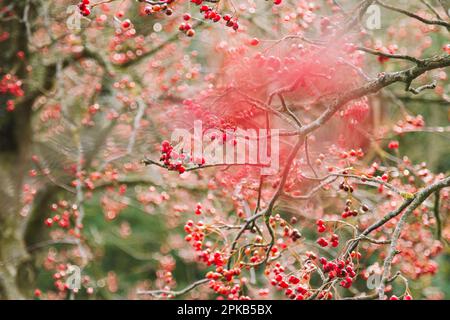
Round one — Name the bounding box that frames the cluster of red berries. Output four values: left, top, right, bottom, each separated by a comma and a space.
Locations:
341, 199, 369, 219
178, 21, 196, 37
319, 257, 356, 288
388, 140, 399, 149
390, 294, 412, 300
143, 1, 174, 16
187, 1, 239, 32
44, 202, 82, 237
207, 279, 249, 300
316, 219, 326, 233
160, 140, 186, 174
184, 220, 205, 251
1, 74, 24, 97
339, 180, 354, 193
338, 148, 365, 160
394, 115, 425, 133
316, 234, 339, 248
241, 242, 265, 264
375, 44, 398, 63
51, 264, 72, 293
78, 0, 91, 16
198, 249, 226, 267
108, 16, 145, 65
51, 263, 94, 295
278, 217, 301, 242
269, 263, 310, 300
199, 5, 222, 23
195, 203, 202, 215
206, 266, 241, 282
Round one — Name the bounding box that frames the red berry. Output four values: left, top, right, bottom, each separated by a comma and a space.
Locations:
317, 237, 328, 247
121, 19, 131, 29
34, 289, 42, 298
249, 38, 259, 46
388, 140, 399, 149
45, 218, 53, 227
288, 275, 300, 284
186, 29, 195, 37
81, 7, 91, 16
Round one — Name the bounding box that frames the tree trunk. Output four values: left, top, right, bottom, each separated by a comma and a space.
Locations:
0, 217, 31, 299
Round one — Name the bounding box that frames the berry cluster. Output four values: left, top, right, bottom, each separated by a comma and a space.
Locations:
319, 257, 356, 288
160, 140, 186, 174
206, 266, 241, 282
338, 180, 354, 193
269, 263, 311, 300
375, 44, 398, 63
199, 5, 222, 23
316, 219, 326, 233
1, 73, 24, 111
184, 219, 205, 251
180, 1, 239, 36
207, 279, 249, 299
44, 202, 82, 237
388, 140, 399, 149
178, 21, 196, 37
316, 234, 339, 248
108, 19, 145, 65
195, 203, 203, 215
42, 253, 96, 297
394, 114, 425, 133
1, 74, 24, 97
341, 199, 368, 219
143, 1, 174, 16
277, 216, 301, 242
159, 140, 205, 173
78, 0, 91, 16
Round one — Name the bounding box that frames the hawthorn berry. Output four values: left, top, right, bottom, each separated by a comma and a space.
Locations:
34, 289, 42, 298
317, 219, 326, 233
45, 218, 53, 227
317, 237, 328, 247
330, 234, 339, 247
388, 140, 399, 149
186, 29, 196, 37
78, 0, 91, 16
121, 19, 131, 29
